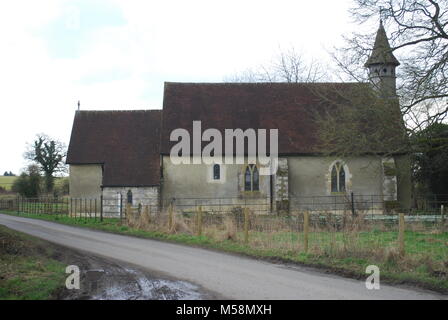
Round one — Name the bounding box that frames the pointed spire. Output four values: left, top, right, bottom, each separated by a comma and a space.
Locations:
364, 21, 400, 67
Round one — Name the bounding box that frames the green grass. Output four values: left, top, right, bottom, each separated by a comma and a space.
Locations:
16, 201, 70, 214
0, 176, 17, 191
1, 211, 447, 293
0, 225, 67, 300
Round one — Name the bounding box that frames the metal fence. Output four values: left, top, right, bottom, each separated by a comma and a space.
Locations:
1, 194, 448, 218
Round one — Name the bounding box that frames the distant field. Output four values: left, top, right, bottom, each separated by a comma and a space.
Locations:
0, 176, 17, 191
0, 176, 68, 192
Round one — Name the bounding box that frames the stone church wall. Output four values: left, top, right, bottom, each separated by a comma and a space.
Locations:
288, 156, 386, 213
69, 164, 103, 200
102, 186, 160, 218
161, 156, 271, 214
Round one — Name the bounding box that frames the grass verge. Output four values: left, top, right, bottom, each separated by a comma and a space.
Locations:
0, 224, 66, 300
1, 211, 447, 294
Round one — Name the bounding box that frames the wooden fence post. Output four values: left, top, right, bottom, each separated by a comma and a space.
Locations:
126, 203, 131, 223
441, 205, 445, 224
351, 192, 356, 217
197, 205, 203, 236
100, 195, 103, 222
168, 203, 174, 230
144, 205, 150, 225
304, 211, 309, 253
119, 194, 123, 221
244, 207, 250, 245
398, 213, 405, 256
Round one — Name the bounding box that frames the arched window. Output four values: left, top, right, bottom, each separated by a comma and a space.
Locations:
127, 190, 133, 204
252, 166, 259, 191
331, 162, 346, 193
244, 164, 259, 191
213, 164, 220, 180
245, 166, 252, 191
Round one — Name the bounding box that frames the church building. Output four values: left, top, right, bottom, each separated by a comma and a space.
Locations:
66, 22, 412, 216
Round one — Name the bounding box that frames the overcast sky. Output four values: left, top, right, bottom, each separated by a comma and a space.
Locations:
0, 0, 374, 175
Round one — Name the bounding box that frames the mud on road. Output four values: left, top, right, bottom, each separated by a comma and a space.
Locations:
50, 245, 214, 300
2, 223, 211, 300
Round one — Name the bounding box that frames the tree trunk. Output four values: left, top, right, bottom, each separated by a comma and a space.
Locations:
45, 174, 54, 194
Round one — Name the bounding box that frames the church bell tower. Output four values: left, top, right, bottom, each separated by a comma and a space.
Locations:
365, 21, 400, 98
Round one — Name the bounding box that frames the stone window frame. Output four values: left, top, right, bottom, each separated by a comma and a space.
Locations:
328, 160, 351, 195
244, 164, 260, 192
207, 162, 225, 183
127, 189, 133, 204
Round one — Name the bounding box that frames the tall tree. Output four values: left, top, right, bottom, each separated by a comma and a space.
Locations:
411, 122, 448, 196
25, 134, 67, 193
332, 0, 448, 131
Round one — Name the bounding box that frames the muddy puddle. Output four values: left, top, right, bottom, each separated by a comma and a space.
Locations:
52, 246, 212, 300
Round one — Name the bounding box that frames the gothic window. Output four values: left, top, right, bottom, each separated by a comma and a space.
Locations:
213, 164, 220, 180
252, 165, 259, 191
331, 166, 338, 192
244, 164, 259, 191
245, 166, 252, 191
127, 190, 133, 204
331, 162, 346, 193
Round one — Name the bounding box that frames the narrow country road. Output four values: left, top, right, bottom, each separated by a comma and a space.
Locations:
0, 214, 445, 300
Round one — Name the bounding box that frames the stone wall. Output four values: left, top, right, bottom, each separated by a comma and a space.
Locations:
288, 156, 385, 213
102, 186, 160, 217
162, 156, 271, 214
381, 157, 397, 201
273, 158, 289, 212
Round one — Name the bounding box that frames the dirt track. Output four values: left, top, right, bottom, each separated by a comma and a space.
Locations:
0, 214, 446, 300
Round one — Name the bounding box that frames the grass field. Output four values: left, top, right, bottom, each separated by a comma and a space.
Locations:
0, 176, 17, 191
0, 225, 67, 299
1, 211, 447, 293
0, 176, 68, 193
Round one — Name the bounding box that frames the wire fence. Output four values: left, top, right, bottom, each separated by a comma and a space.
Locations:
0, 195, 447, 270
123, 203, 447, 269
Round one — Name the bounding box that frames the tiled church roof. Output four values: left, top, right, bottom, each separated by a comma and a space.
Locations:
67, 81, 405, 187
66, 110, 161, 187
160, 82, 403, 155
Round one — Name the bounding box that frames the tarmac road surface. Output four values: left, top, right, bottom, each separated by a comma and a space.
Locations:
0, 213, 446, 300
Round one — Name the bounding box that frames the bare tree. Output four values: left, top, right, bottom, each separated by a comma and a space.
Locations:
332, 0, 448, 131
226, 47, 328, 83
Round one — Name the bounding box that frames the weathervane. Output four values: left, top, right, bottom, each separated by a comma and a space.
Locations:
77, 100, 80, 111
379, 6, 386, 23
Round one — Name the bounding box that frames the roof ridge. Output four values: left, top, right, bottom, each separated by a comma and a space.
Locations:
164, 81, 362, 85
76, 109, 162, 113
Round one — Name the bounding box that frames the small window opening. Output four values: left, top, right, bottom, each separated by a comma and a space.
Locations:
213, 164, 220, 180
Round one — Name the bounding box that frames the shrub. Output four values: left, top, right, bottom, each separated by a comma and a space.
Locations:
11, 165, 41, 198
53, 178, 69, 196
